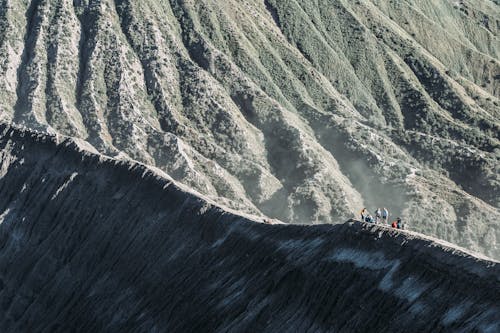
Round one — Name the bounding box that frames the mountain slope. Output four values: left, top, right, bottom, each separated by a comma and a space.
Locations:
0, 0, 499, 257
0, 123, 498, 332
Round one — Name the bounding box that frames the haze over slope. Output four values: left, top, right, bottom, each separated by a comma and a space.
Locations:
0, 0, 499, 257
0, 123, 499, 332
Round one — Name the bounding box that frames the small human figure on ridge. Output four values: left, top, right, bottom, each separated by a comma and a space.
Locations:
375, 208, 382, 224
391, 217, 402, 229
382, 207, 389, 224
360, 208, 368, 221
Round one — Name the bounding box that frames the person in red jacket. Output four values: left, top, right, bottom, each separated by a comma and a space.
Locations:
392, 217, 402, 229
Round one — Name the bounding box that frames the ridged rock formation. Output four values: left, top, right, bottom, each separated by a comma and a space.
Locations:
0, 123, 499, 332
0, 1, 499, 257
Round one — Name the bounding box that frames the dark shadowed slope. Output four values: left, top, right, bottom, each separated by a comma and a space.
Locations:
0, 123, 498, 332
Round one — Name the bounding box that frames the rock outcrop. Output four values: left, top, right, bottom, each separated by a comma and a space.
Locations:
0, 123, 498, 332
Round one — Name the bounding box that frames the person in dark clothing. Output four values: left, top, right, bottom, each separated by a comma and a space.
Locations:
360, 208, 368, 221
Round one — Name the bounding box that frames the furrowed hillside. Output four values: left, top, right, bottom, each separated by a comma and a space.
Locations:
0, 0, 499, 258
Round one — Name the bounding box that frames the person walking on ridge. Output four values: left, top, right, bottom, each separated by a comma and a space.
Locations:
392, 217, 403, 229
360, 208, 368, 221
375, 208, 382, 224
382, 207, 389, 224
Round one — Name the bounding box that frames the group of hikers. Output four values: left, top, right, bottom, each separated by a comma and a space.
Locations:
359, 208, 404, 229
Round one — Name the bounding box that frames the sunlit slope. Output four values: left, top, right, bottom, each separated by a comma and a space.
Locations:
0, 123, 498, 332
0, 0, 498, 256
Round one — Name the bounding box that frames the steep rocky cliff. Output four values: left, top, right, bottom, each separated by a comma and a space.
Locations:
0, 123, 498, 332
0, 1, 499, 256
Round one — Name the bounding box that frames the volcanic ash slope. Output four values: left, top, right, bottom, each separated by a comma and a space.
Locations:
0, 0, 499, 258
0, 123, 499, 332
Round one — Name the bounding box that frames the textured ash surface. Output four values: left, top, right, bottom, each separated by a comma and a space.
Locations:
0, 1, 499, 256
0, 123, 499, 332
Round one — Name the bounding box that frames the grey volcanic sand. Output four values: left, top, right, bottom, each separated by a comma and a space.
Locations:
0, 124, 498, 332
